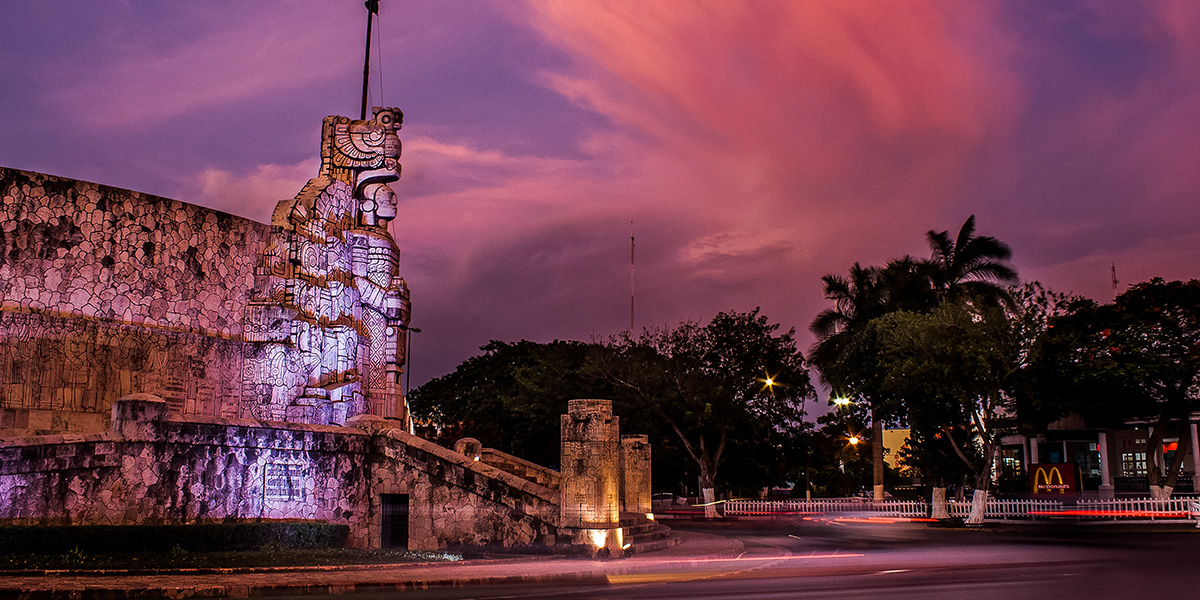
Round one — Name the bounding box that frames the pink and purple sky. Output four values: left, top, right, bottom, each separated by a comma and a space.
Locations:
2, 1, 1199, 387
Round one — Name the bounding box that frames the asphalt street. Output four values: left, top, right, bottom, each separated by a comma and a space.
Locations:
9, 517, 1200, 599
335, 518, 1200, 600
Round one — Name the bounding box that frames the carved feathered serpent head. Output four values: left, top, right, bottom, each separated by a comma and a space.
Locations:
319, 107, 404, 225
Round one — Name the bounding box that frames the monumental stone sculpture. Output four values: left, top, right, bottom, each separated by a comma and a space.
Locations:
0, 107, 412, 432
0, 108, 665, 554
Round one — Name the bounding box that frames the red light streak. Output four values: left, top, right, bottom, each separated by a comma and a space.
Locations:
1027, 510, 1190, 518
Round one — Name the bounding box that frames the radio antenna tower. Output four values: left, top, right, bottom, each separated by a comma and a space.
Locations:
630, 220, 635, 334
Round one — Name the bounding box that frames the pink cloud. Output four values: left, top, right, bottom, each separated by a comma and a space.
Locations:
186, 160, 318, 222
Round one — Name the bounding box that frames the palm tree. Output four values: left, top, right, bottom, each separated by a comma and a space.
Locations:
924, 215, 1018, 306
809, 262, 886, 362
921, 215, 1018, 520
809, 262, 901, 501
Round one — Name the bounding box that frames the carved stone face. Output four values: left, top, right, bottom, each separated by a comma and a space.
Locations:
320, 107, 404, 225
359, 182, 397, 221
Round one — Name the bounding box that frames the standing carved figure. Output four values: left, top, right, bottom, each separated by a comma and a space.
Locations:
246, 107, 412, 426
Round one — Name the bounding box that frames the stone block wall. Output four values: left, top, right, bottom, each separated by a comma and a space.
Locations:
0, 168, 274, 430
0, 396, 560, 551
368, 424, 559, 551
0, 396, 372, 534
0, 310, 258, 435
1, 108, 414, 430
0, 168, 271, 336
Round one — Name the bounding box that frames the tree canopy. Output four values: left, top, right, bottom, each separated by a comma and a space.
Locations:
407, 339, 610, 468
408, 309, 814, 502
808, 215, 1019, 507
595, 309, 815, 511
1022, 278, 1200, 496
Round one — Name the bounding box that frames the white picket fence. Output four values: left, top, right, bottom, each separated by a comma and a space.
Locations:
724, 498, 927, 518
1074, 497, 1197, 519
944, 498, 1063, 519
723, 496, 1200, 521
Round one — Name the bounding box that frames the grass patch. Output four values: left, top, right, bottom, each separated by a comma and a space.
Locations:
0, 523, 349, 554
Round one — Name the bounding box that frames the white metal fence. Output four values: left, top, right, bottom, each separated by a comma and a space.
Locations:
723, 496, 1200, 521
944, 498, 1063, 519
724, 498, 926, 518
1074, 497, 1197, 519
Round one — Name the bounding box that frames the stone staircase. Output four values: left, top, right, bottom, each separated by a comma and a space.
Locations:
621, 512, 681, 554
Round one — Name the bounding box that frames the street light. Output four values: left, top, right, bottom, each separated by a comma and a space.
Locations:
831, 394, 883, 500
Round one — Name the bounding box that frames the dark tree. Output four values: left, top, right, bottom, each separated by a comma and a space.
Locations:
1026, 279, 1200, 498
595, 309, 814, 516
407, 340, 610, 468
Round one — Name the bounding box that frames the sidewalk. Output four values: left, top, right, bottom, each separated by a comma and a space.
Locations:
0, 531, 744, 599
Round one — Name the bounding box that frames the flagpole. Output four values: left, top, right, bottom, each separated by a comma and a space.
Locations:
360, 1, 378, 120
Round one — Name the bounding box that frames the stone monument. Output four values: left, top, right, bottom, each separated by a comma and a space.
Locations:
0, 107, 413, 433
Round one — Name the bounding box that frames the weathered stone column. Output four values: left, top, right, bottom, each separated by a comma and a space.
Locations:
620, 435, 652, 515
1098, 431, 1114, 499
1029, 436, 1040, 466
560, 399, 622, 556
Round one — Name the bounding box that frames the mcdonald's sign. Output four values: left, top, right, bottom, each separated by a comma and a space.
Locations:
1030, 462, 1079, 495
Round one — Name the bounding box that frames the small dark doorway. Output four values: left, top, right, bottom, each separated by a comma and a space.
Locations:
380, 494, 409, 548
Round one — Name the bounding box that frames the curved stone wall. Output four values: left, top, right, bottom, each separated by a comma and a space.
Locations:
0, 397, 561, 550
0, 168, 272, 337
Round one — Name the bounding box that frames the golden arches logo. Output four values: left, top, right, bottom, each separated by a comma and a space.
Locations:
1034, 466, 1069, 493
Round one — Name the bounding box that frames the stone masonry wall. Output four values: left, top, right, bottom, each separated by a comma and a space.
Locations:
0, 396, 559, 550
366, 424, 560, 551
0, 168, 273, 429
0, 168, 272, 336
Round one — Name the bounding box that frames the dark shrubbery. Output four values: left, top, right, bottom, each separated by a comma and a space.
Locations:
0, 522, 349, 554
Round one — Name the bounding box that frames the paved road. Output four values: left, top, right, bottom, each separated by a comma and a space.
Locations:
9, 518, 1200, 598
338, 518, 1200, 600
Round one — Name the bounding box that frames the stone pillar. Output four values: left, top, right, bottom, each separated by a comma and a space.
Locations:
1098, 431, 1114, 499
111, 393, 169, 440
560, 399, 622, 556
1190, 422, 1200, 493
620, 435, 652, 515
1029, 436, 1040, 465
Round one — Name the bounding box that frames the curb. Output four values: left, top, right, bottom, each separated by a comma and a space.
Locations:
0, 556, 540, 578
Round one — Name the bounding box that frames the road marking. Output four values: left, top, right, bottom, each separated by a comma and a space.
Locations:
879, 569, 911, 574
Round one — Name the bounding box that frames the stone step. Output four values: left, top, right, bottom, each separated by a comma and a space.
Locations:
628, 527, 670, 543
623, 519, 665, 535
628, 533, 683, 554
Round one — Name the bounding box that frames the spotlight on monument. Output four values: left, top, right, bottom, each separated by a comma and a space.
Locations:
590, 529, 608, 549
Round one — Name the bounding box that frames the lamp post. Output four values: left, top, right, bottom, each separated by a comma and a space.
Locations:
833, 395, 883, 501
404, 327, 421, 396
